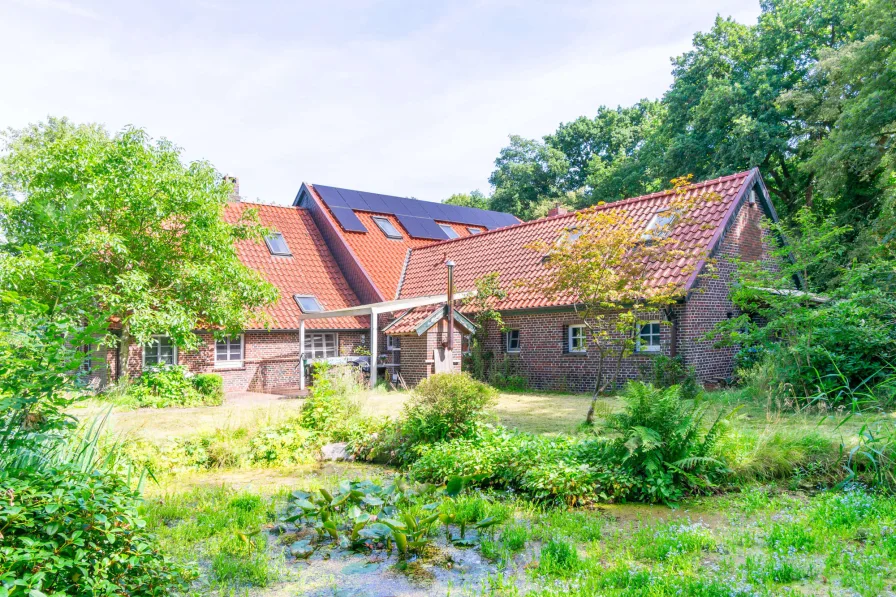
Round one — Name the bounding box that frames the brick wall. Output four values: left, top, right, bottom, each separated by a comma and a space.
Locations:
481, 309, 672, 393
123, 330, 365, 393
397, 322, 465, 386
678, 195, 780, 382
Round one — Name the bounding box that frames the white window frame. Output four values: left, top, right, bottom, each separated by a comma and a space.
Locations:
294, 295, 324, 313
143, 335, 177, 368
264, 232, 292, 256
386, 335, 401, 351
215, 334, 244, 369
439, 223, 459, 239
506, 329, 520, 353
637, 322, 662, 353
372, 216, 403, 239
568, 325, 587, 353
304, 332, 339, 360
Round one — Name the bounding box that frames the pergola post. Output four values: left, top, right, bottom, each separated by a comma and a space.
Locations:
299, 319, 306, 391
369, 309, 378, 388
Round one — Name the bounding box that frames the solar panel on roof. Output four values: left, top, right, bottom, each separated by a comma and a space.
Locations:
311, 184, 519, 237
396, 197, 428, 217
330, 206, 368, 232
396, 214, 448, 240
336, 188, 369, 211
314, 185, 349, 208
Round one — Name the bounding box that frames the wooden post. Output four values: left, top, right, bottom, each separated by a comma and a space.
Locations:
299, 319, 306, 391
369, 310, 378, 388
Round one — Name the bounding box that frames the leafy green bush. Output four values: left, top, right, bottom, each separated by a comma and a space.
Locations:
0, 464, 193, 596
402, 373, 497, 446
603, 382, 729, 503
125, 365, 223, 408
641, 354, 701, 400
192, 372, 224, 402
300, 363, 362, 439
490, 373, 529, 392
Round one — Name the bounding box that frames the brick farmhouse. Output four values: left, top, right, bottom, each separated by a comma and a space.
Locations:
92, 168, 780, 394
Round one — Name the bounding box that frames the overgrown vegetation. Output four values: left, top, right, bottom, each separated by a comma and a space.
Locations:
104, 366, 224, 409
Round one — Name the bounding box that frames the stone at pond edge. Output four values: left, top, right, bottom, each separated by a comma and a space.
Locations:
321, 442, 354, 461
290, 539, 314, 559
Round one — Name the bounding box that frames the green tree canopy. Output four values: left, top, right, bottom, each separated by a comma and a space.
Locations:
0, 118, 278, 349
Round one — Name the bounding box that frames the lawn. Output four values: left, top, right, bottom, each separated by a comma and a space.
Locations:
75, 386, 896, 596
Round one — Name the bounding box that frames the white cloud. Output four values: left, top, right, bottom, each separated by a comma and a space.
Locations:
0, 0, 762, 204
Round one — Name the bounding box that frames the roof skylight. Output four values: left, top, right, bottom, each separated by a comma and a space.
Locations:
294, 295, 323, 313
372, 216, 403, 239
264, 232, 291, 256
439, 224, 459, 239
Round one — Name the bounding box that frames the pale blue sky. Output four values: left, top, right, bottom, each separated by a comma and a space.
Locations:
1, 0, 761, 205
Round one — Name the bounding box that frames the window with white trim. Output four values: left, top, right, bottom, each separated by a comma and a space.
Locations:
304, 333, 338, 359
294, 295, 323, 313
637, 322, 661, 352
462, 334, 472, 355
372, 217, 403, 239
467, 227, 482, 235
386, 335, 401, 351
506, 329, 520, 353
215, 335, 244, 368
264, 232, 291, 255
439, 224, 459, 239
144, 336, 177, 367
568, 325, 586, 353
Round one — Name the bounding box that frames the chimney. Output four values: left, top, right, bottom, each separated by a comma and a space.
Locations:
548, 204, 569, 217
224, 174, 240, 202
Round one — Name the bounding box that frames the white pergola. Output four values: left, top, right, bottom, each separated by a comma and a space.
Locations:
297, 291, 474, 389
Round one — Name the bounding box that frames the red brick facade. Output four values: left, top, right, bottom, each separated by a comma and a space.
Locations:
119, 330, 366, 393
396, 321, 464, 386
470, 195, 779, 393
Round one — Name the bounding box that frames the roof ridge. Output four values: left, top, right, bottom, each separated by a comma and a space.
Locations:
410, 169, 756, 253
233, 199, 300, 209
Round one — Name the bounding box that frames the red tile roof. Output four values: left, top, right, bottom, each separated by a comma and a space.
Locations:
381, 307, 438, 335
224, 202, 368, 330
397, 170, 762, 311
307, 185, 487, 299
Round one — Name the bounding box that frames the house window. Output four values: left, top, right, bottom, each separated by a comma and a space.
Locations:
467, 228, 481, 235
144, 336, 177, 367
372, 217, 403, 239
215, 335, 244, 368
264, 232, 291, 255
439, 224, 459, 239
304, 333, 338, 359
386, 335, 401, 351
294, 295, 323, 313
79, 345, 93, 373
506, 330, 520, 353
568, 325, 586, 353
462, 334, 472, 354
642, 211, 676, 241
638, 322, 661, 352
566, 227, 582, 243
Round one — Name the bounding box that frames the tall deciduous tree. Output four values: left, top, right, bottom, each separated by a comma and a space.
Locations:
443, 190, 490, 211
0, 118, 279, 350
489, 135, 569, 220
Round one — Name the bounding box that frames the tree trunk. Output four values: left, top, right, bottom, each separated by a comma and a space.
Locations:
585, 352, 605, 425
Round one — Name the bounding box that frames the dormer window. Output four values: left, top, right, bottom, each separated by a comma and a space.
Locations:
294, 295, 323, 313
642, 211, 676, 241
265, 232, 291, 255
439, 224, 459, 239
372, 217, 403, 239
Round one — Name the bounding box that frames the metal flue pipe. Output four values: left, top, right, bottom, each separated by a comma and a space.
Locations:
446, 260, 455, 350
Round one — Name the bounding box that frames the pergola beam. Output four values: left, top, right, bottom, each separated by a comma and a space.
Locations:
297, 291, 475, 390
